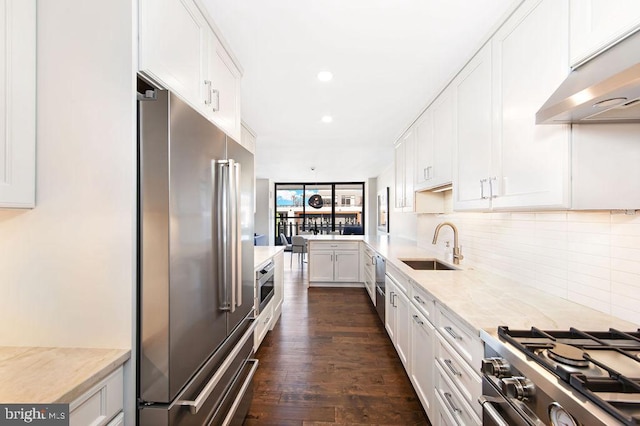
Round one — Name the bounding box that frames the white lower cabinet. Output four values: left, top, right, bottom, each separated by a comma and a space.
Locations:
435, 363, 481, 426
385, 270, 411, 370
69, 366, 124, 426
254, 250, 284, 349
254, 303, 273, 350
309, 242, 360, 284
381, 264, 484, 424
361, 245, 376, 306
271, 250, 284, 328
436, 333, 482, 418
409, 304, 435, 420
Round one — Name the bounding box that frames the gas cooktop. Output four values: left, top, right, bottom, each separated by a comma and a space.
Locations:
498, 326, 640, 425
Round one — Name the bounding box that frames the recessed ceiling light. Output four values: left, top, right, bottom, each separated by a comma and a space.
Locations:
317, 71, 333, 82
321, 115, 333, 123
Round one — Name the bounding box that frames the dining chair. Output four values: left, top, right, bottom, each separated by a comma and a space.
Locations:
291, 235, 307, 267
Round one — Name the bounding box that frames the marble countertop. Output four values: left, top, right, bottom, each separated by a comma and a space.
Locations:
309, 234, 639, 333
254, 246, 285, 269
0, 347, 129, 403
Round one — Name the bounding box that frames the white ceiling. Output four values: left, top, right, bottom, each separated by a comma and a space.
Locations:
201, 0, 516, 182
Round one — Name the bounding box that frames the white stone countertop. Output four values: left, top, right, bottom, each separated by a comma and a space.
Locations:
305, 234, 639, 333
254, 246, 285, 269
0, 347, 130, 403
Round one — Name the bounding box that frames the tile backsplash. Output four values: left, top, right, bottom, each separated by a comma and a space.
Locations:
416, 211, 640, 326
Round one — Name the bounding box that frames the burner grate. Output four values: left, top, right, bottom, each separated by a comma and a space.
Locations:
498, 326, 640, 426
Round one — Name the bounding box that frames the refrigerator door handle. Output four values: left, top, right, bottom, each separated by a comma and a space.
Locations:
214, 159, 233, 312
230, 159, 242, 309
176, 318, 257, 414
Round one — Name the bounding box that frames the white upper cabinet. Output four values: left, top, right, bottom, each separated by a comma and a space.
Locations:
454, 0, 570, 211
453, 44, 493, 211
240, 122, 256, 154
139, 0, 242, 140
394, 130, 415, 211
570, 0, 640, 66
491, 0, 570, 210
139, 0, 206, 105
203, 32, 242, 141
415, 86, 454, 192
0, 0, 36, 208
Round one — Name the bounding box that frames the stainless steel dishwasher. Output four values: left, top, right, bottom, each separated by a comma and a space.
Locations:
374, 254, 385, 324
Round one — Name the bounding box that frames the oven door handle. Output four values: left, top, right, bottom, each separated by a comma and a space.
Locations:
479, 396, 510, 426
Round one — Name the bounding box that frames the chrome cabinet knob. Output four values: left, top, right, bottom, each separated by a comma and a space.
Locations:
481, 357, 511, 378
501, 377, 535, 401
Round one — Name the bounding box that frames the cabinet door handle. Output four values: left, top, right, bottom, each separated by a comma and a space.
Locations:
211, 88, 220, 112
413, 295, 425, 305
371, 255, 376, 265
444, 359, 461, 377
489, 176, 497, 198
204, 80, 213, 105
427, 166, 433, 180
412, 314, 424, 325
444, 326, 462, 341
423, 167, 428, 180
480, 178, 487, 199
444, 392, 462, 415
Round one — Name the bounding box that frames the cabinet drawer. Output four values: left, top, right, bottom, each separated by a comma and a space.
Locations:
437, 307, 483, 373
436, 333, 482, 418
410, 282, 436, 323
435, 363, 481, 426
254, 304, 273, 349
386, 263, 409, 294
70, 366, 124, 426
313, 241, 359, 251
363, 265, 374, 282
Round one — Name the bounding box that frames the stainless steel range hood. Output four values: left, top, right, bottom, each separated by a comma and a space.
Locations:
536, 31, 640, 124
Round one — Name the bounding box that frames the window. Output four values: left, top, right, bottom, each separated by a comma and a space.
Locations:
275, 182, 364, 243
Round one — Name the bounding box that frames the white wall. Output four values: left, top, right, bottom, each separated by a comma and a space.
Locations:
255, 178, 274, 245
366, 177, 377, 235
0, 0, 136, 348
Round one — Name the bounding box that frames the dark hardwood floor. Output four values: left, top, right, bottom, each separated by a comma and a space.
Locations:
244, 256, 431, 425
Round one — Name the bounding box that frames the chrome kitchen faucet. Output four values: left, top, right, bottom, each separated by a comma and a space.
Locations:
432, 222, 463, 265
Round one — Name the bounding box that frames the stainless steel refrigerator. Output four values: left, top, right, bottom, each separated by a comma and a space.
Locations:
137, 80, 256, 425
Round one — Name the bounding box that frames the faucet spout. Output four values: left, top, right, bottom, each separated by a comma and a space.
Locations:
432, 222, 463, 265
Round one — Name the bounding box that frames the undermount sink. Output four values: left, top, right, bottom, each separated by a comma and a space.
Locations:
400, 259, 458, 271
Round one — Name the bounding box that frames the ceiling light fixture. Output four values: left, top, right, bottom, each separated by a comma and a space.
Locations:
321, 115, 333, 123
317, 71, 333, 82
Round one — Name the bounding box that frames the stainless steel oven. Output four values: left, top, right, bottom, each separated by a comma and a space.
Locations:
255, 261, 274, 315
